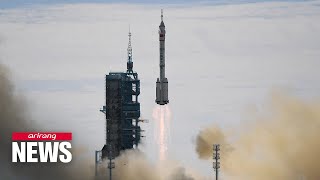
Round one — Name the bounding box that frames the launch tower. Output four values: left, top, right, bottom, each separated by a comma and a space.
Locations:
95, 29, 143, 177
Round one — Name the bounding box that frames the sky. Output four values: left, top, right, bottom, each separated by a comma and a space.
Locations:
0, 0, 320, 179
0, 0, 312, 9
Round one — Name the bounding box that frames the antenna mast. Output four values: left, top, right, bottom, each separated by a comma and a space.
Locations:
213, 144, 221, 180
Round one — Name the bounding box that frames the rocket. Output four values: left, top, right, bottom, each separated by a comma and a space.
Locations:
156, 9, 169, 105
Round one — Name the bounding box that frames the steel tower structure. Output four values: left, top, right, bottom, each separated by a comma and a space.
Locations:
213, 144, 221, 180
95, 29, 143, 178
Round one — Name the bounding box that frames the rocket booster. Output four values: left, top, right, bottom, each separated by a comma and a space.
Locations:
156, 9, 169, 105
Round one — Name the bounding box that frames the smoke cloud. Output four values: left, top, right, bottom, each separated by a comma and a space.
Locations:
96, 150, 201, 180
113, 150, 161, 180
95, 151, 200, 180
0, 63, 94, 180
196, 126, 233, 160
169, 167, 194, 180
196, 92, 320, 180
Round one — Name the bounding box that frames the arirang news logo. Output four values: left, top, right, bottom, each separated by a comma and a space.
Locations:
12, 132, 72, 163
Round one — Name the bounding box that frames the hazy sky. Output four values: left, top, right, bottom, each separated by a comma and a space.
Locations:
0, 0, 312, 9
0, 0, 320, 178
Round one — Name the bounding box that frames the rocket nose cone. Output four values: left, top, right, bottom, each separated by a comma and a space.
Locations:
159, 21, 165, 27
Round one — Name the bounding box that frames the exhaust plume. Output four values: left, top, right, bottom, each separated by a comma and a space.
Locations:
196, 93, 320, 180
153, 105, 171, 161
169, 167, 194, 180
111, 150, 200, 180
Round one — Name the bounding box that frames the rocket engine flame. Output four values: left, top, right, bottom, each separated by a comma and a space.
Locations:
153, 105, 171, 161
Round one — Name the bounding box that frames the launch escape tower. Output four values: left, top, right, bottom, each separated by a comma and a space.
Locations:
95, 29, 143, 178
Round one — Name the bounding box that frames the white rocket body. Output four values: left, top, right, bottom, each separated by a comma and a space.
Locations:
156, 11, 169, 105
